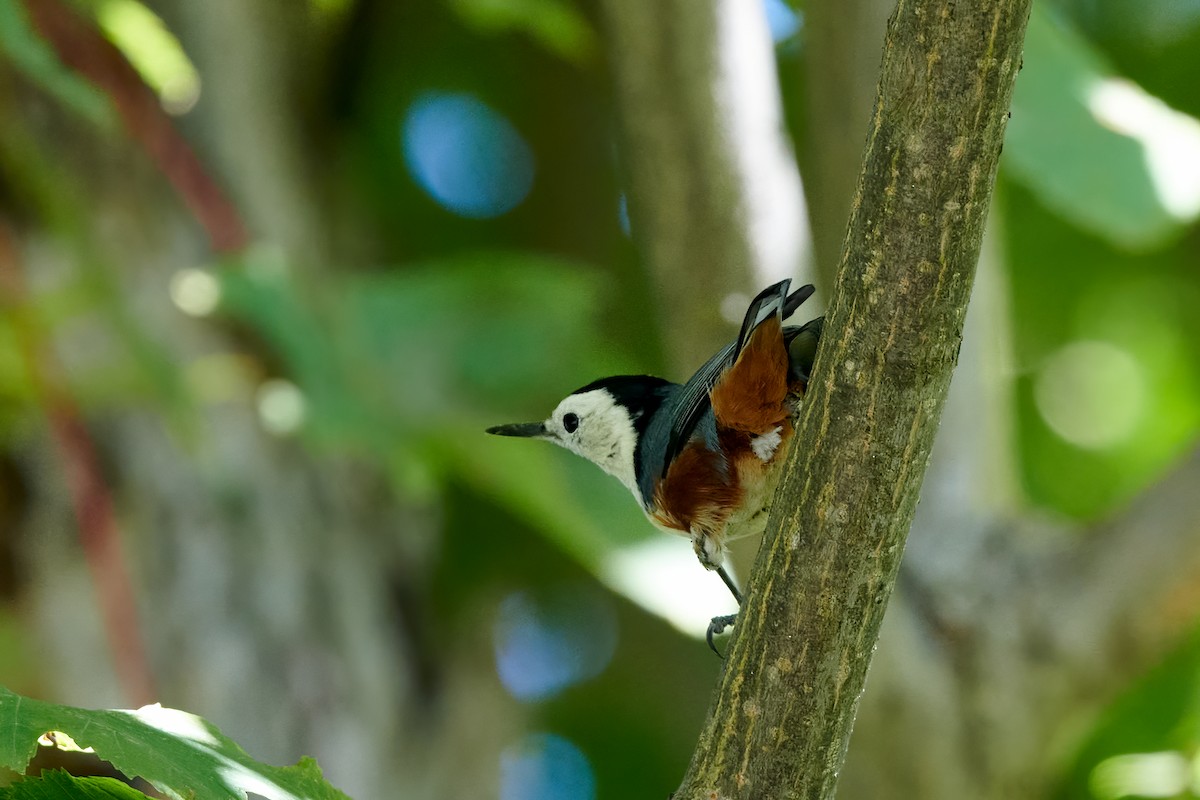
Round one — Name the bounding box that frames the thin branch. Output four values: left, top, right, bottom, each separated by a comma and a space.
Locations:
675, 0, 1033, 797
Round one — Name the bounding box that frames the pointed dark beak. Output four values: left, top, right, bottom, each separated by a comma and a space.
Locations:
486, 421, 547, 438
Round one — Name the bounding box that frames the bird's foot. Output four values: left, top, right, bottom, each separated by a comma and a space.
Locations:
706, 613, 738, 657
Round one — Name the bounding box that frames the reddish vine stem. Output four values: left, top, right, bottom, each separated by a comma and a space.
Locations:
5, 0, 258, 705
0, 225, 156, 706
22, 0, 249, 254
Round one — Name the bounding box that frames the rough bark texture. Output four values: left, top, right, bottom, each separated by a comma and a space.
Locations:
675, 1, 1033, 798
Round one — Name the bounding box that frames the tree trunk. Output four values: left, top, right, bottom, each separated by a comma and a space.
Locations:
675, 1, 1033, 797
598, 0, 806, 368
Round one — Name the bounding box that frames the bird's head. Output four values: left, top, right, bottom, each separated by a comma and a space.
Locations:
487, 375, 673, 505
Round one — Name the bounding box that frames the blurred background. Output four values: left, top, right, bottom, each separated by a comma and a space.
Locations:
0, 0, 1197, 798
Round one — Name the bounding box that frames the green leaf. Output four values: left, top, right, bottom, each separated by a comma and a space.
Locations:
0, 770, 150, 799
0, 0, 114, 127
1054, 630, 1200, 800
1003, 6, 1199, 250
0, 687, 351, 800
1002, 176, 1200, 520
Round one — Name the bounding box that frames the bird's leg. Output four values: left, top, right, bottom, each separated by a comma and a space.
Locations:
716, 564, 743, 604
706, 613, 739, 656
706, 570, 740, 656
694, 532, 742, 657
700, 563, 739, 657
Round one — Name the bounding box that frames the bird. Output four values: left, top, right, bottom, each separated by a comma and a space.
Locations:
486, 280, 822, 651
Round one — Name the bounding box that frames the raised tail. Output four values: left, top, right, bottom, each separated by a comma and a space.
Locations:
733, 280, 816, 363
733, 280, 790, 361
782, 283, 816, 320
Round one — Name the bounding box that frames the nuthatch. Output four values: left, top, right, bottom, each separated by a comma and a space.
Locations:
487, 280, 822, 651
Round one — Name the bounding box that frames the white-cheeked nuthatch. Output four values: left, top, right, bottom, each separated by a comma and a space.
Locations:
488, 280, 822, 652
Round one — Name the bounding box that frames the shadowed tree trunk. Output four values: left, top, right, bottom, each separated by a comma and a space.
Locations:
598, 0, 807, 368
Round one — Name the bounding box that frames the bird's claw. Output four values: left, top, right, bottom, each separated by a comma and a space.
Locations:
706, 613, 738, 657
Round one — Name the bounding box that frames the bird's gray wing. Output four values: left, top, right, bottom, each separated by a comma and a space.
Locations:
656, 344, 734, 478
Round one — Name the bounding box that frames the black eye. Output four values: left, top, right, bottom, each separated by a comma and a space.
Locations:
563, 413, 580, 433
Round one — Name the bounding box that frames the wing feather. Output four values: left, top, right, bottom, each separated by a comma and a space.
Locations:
659, 281, 807, 477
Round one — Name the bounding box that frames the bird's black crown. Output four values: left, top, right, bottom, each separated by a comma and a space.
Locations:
571, 375, 674, 437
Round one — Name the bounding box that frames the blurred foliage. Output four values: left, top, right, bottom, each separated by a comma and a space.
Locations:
1000, 3, 1200, 519
0, 0, 1196, 798
0, 687, 350, 799
217, 251, 653, 566
447, 0, 599, 66
436, 486, 716, 796
1004, 177, 1200, 517
1005, 7, 1190, 250
0, 0, 112, 126
1056, 632, 1200, 800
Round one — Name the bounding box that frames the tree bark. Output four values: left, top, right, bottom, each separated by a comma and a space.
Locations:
598, 0, 806, 368
675, 1, 1033, 798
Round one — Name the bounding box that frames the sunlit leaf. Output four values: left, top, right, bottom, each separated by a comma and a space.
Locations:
1004, 6, 1200, 250
1054, 631, 1200, 800
0, 687, 350, 800
95, 0, 200, 114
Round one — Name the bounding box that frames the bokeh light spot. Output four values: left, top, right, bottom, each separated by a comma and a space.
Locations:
402, 92, 535, 218
763, 0, 802, 43
500, 733, 596, 800
169, 268, 221, 317
721, 292, 751, 325
256, 379, 306, 436
601, 538, 738, 637
1034, 340, 1147, 450
493, 585, 616, 701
